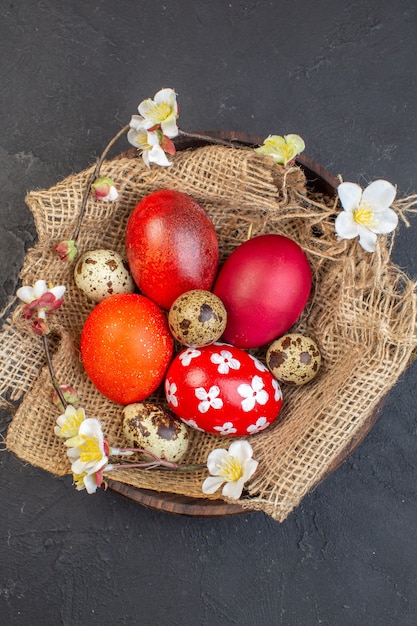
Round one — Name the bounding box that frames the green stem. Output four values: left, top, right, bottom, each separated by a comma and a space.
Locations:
42, 334, 68, 409
71, 123, 130, 242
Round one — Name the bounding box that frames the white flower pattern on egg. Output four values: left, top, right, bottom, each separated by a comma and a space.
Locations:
165, 344, 283, 436
272, 379, 283, 402
165, 379, 178, 407
247, 416, 270, 434
195, 386, 223, 413
213, 422, 237, 436
238, 376, 269, 412
179, 348, 201, 366
210, 349, 241, 374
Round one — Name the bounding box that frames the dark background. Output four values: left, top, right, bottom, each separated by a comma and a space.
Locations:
1, 2, 417, 624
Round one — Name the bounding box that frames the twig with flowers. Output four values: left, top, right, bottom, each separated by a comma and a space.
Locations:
15, 279, 258, 498
55, 87, 307, 263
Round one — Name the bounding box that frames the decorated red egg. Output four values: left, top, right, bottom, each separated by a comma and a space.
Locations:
164, 342, 283, 436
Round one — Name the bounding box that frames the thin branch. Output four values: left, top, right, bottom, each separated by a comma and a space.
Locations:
177, 128, 251, 149
71, 123, 130, 242
42, 334, 68, 409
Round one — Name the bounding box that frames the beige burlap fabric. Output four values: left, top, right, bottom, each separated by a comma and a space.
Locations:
2, 145, 417, 522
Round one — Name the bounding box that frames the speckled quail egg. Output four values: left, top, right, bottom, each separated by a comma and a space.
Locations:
168, 290, 227, 347
266, 333, 322, 385
122, 402, 189, 463
74, 249, 135, 302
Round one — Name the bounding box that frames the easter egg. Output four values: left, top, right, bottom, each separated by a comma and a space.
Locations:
266, 333, 322, 385
74, 248, 135, 302
213, 234, 312, 348
122, 402, 190, 463
168, 289, 227, 347
80, 293, 174, 404
164, 342, 283, 436
125, 189, 219, 310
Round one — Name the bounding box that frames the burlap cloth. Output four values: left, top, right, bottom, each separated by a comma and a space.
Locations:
2, 145, 417, 522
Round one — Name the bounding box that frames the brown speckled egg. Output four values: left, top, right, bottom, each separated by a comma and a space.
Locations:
122, 402, 189, 463
168, 290, 227, 347
74, 249, 135, 302
266, 333, 322, 385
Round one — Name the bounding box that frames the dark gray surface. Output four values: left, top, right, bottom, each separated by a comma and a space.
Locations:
1, 2, 417, 624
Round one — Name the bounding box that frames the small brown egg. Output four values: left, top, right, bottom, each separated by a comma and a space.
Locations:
122, 402, 189, 463
168, 289, 227, 347
74, 249, 135, 302
266, 333, 322, 385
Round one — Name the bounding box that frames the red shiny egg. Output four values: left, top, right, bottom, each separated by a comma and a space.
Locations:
164, 342, 283, 436
213, 234, 312, 348
125, 189, 219, 310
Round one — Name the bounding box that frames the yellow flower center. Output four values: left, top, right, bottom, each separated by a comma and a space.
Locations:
61, 410, 84, 438
78, 435, 103, 464
73, 472, 87, 489
147, 101, 173, 123
217, 455, 243, 482
133, 130, 152, 151
353, 202, 377, 228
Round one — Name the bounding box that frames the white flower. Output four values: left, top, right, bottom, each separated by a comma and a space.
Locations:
255, 134, 305, 166
210, 349, 241, 374
237, 375, 269, 412
165, 379, 178, 407
17, 279, 66, 334
246, 417, 270, 434
138, 87, 179, 138
127, 123, 172, 167
213, 422, 237, 436
179, 348, 201, 367
54, 405, 86, 440
195, 386, 223, 413
17, 280, 66, 309
66, 418, 109, 476
272, 379, 283, 402
335, 180, 398, 253
202, 440, 258, 500
72, 471, 102, 494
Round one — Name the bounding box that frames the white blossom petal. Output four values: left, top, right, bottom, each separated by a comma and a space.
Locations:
222, 477, 246, 499
357, 227, 378, 253
242, 457, 259, 482
337, 182, 363, 213
361, 179, 396, 211
228, 439, 254, 464
202, 475, 225, 495
335, 211, 361, 240
49, 285, 66, 300
371, 207, 398, 234
16, 285, 36, 303
148, 144, 172, 167
33, 280, 48, 299
206, 448, 229, 474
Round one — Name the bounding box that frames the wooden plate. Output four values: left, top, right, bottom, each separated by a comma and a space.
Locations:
106, 131, 368, 516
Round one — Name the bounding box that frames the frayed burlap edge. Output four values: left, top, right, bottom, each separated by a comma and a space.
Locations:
2, 145, 417, 522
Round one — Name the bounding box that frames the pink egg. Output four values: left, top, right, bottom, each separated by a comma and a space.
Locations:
213, 234, 312, 348
164, 343, 283, 436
